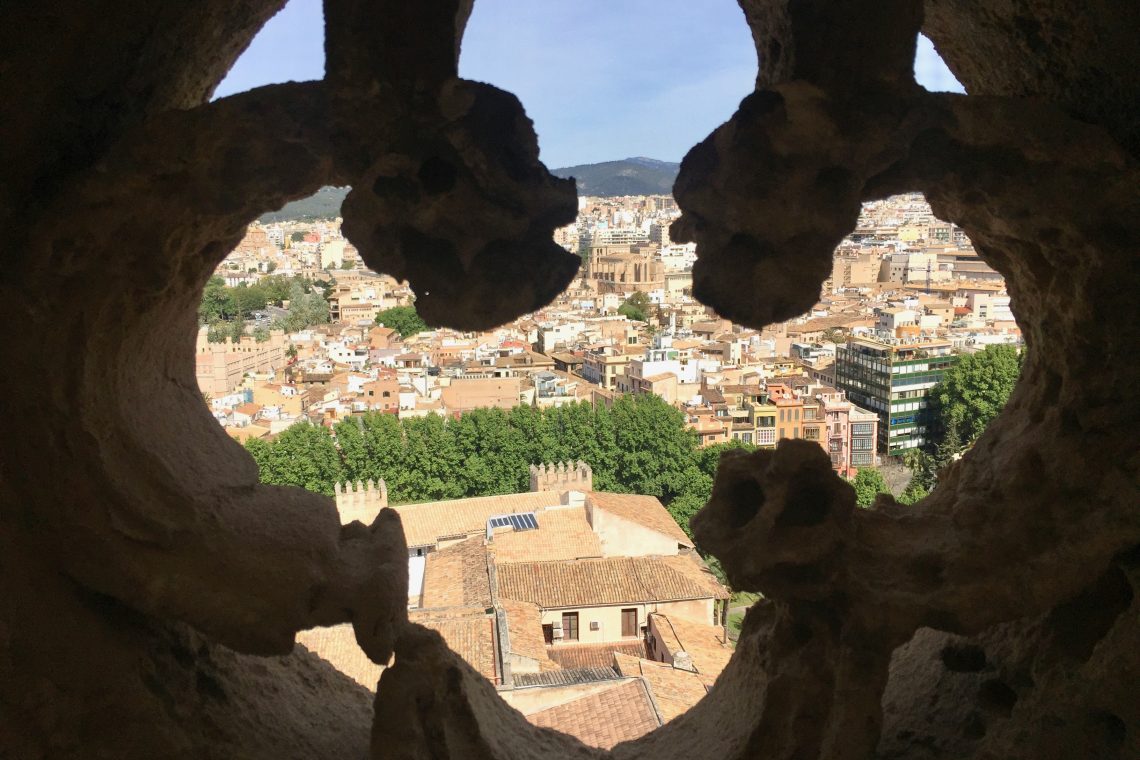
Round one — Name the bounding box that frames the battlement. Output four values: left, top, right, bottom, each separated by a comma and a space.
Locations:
529, 461, 593, 493
334, 479, 388, 526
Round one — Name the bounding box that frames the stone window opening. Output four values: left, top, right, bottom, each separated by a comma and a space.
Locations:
4, 0, 1139, 759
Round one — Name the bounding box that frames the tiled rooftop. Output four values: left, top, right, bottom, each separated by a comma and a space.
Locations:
499, 598, 560, 671
419, 536, 491, 609
546, 641, 646, 670
513, 666, 620, 688
409, 607, 498, 682
612, 653, 709, 724
526, 678, 660, 750
648, 612, 733, 681
497, 553, 728, 609
296, 623, 384, 691
587, 492, 694, 547
489, 506, 602, 563
395, 491, 560, 548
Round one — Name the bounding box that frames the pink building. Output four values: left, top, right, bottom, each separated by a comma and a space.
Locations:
816, 388, 879, 479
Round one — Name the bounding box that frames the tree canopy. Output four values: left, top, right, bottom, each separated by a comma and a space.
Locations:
244, 424, 343, 496
618, 291, 652, 322
375, 305, 428, 337
931, 344, 1022, 444
276, 282, 330, 332
903, 344, 1022, 494
850, 467, 890, 508
198, 274, 326, 331
244, 396, 728, 536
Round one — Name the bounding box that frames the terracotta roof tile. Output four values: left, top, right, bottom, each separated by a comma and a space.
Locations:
395, 491, 561, 548
527, 679, 660, 749
409, 608, 498, 682
612, 653, 708, 723
587, 492, 693, 547
489, 506, 602, 563
647, 612, 733, 680
296, 624, 384, 691
499, 599, 560, 671
496, 555, 725, 608
419, 537, 491, 609
546, 641, 646, 670
659, 553, 732, 602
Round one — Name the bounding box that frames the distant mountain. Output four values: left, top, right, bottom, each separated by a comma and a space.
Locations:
259, 186, 349, 223
551, 157, 680, 197
256, 157, 679, 222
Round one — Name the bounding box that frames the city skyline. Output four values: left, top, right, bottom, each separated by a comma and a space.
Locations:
214, 0, 965, 169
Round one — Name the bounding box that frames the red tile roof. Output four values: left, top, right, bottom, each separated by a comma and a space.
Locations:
527, 679, 660, 749
587, 492, 693, 547
496, 554, 726, 609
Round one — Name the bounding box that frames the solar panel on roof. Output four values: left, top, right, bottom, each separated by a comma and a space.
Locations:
486, 512, 539, 537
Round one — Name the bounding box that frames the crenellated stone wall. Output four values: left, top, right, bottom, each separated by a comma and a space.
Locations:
335, 479, 390, 526
0, 1, 1136, 758
529, 461, 594, 493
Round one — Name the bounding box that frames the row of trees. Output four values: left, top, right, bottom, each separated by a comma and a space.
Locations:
244, 395, 750, 536
241, 346, 1022, 531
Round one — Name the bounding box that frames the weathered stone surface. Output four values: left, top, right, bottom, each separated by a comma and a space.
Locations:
1, 0, 1138, 757
922, 0, 1140, 157
340, 80, 580, 331
0, 529, 374, 760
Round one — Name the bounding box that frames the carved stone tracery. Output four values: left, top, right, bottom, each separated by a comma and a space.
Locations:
0, 0, 1137, 758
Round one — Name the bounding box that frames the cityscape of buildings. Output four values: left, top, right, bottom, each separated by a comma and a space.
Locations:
202, 191, 1020, 471
196, 190, 1026, 747
197, 190, 1021, 748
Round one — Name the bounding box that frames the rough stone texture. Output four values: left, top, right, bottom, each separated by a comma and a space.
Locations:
922, 0, 1140, 157
1, 0, 1138, 758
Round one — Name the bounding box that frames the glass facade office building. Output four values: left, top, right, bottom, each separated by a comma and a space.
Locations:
835, 338, 957, 454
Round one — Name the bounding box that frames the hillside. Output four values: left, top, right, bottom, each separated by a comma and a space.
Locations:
257, 157, 680, 222
259, 186, 349, 223
550, 157, 679, 197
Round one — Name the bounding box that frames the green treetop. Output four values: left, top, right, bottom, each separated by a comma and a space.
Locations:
850, 467, 890, 508
931, 344, 1022, 445
618, 291, 652, 322
375, 306, 428, 338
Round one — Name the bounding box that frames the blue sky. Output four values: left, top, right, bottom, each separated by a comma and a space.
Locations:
215, 0, 964, 168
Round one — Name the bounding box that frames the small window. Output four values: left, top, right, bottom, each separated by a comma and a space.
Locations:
542, 624, 554, 645
562, 612, 579, 642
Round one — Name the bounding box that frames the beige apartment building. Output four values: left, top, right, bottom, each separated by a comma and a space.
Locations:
439, 377, 522, 416
195, 327, 288, 396
582, 346, 633, 390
